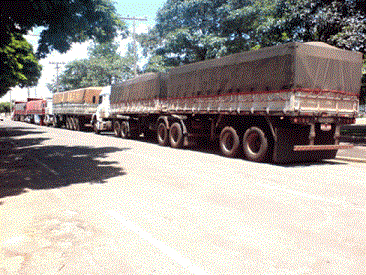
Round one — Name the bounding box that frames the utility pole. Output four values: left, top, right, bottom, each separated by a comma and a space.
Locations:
120, 16, 147, 77
49, 61, 66, 93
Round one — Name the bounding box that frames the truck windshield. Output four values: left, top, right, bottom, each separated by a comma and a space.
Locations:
99, 96, 103, 104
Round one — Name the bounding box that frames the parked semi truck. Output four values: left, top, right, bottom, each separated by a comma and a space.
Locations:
25, 98, 47, 124
12, 101, 27, 121
12, 98, 46, 123
93, 42, 363, 163
52, 87, 103, 130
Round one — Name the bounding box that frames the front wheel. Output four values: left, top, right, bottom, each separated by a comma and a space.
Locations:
219, 126, 240, 158
243, 126, 270, 162
93, 122, 100, 134
114, 121, 121, 137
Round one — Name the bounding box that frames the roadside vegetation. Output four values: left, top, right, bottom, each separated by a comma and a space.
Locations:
0, 0, 126, 98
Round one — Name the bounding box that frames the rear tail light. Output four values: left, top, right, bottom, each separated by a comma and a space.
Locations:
292, 117, 311, 124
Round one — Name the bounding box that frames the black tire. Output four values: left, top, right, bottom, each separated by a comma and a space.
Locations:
93, 122, 100, 134
121, 121, 129, 139
114, 121, 121, 137
219, 126, 240, 158
157, 122, 169, 146
70, 117, 76, 130
243, 126, 270, 162
66, 117, 71, 130
169, 122, 184, 148
52, 117, 58, 128
75, 117, 81, 131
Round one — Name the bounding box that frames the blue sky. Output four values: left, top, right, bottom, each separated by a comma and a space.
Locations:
114, 0, 166, 26
1, 0, 167, 102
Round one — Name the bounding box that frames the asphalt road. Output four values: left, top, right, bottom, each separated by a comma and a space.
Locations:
1, 119, 365, 274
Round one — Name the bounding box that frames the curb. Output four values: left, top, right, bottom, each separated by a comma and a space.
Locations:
335, 156, 366, 163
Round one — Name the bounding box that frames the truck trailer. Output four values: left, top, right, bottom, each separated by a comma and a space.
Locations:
25, 98, 47, 125
12, 101, 27, 121
94, 42, 363, 163
12, 98, 45, 123
52, 87, 103, 130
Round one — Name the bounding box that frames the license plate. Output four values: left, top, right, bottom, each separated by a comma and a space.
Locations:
320, 124, 332, 131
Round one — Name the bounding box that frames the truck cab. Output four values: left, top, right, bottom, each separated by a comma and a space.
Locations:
92, 85, 112, 132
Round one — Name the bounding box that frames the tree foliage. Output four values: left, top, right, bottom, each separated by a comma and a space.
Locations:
263, 0, 366, 52
0, 0, 126, 58
0, 102, 12, 113
47, 42, 136, 93
0, 34, 42, 97
139, 0, 276, 68
140, 0, 365, 69
0, 0, 126, 97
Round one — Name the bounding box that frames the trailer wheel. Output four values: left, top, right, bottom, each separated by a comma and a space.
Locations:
243, 126, 270, 162
75, 118, 81, 131
71, 117, 77, 130
219, 126, 240, 158
52, 118, 58, 128
114, 121, 121, 137
169, 122, 183, 148
120, 121, 129, 139
157, 122, 169, 146
66, 117, 71, 130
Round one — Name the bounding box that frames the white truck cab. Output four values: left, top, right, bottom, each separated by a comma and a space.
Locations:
93, 85, 112, 132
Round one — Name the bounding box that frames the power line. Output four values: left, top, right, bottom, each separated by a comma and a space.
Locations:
49, 61, 66, 93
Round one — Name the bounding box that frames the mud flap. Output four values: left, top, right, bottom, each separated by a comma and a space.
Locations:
273, 126, 337, 164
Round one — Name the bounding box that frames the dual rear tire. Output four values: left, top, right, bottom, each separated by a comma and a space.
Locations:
219, 125, 271, 162
157, 122, 184, 148
66, 117, 82, 131
113, 120, 135, 139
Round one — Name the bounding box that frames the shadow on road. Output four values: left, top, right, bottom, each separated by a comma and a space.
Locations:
0, 126, 126, 199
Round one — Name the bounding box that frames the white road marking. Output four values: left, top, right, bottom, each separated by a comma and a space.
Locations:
32, 157, 60, 175
107, 210, 209, 275
253, 181, 365, 212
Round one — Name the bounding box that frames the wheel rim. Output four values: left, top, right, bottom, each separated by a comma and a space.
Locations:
171, 127, 179, 143
247, 132, 261, 154
222, 131, 234, 151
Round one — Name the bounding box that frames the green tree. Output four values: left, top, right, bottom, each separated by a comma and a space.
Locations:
139, 0, 278, 68
47, 42, 136, 92
0, 102, 12, 113
262, 0, 366, 53
0, 0, 126, 97
0, 34, 42, 97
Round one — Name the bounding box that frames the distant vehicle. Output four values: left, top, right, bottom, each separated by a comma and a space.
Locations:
25, 98, 47, 125
12, 98, 46, 124
52, 87, 103, 130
